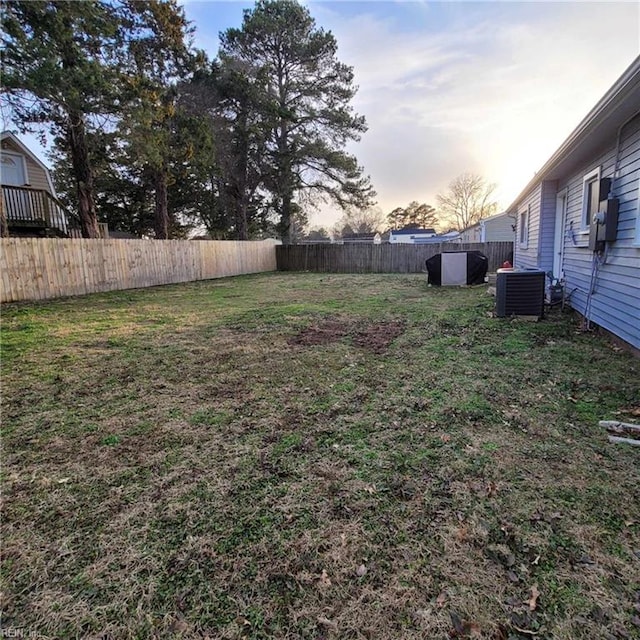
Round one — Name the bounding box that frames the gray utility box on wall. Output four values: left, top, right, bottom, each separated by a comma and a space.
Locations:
496, 268, 546, 318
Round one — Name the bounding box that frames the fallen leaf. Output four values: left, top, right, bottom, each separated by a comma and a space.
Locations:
436, 591, 447, 608
455, 525, 469, 542
355, 564, 367, 577
319, 569, 331, 587
440, 434, 451, 443
529, 584, 540, 611
168, 620, 189, 633
450, 612, 464, 635
468, 623, 482, 638
317, 616, 337, 630
493, 624, 509, 640
450, 612, 482, 638
57, 477, 71, 484
486, 481, 498, 497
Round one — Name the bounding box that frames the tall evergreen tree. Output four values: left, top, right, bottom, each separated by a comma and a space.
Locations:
181, 59, 271, 240
386, 201, 438, 230
220, 0, 375, 243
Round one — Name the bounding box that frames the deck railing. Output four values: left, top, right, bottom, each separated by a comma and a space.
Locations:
1, 185, 82, 237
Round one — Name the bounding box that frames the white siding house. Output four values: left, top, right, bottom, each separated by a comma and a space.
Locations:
459, 211, 516, 243
507, 56, 640, 350
389, 228, 437, 244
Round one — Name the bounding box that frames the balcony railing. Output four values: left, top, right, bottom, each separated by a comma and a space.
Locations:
2, 185, 83, 237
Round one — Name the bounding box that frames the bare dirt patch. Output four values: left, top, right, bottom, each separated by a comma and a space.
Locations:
290, 318, 406, 353
352, 320, 406, 353
289, 319, 352, 346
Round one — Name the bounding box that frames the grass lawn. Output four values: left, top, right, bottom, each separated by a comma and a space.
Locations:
1, 273, 639, 639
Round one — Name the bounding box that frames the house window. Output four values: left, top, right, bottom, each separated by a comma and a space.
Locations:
519, 206, 529, 248
581, 167, 601, 231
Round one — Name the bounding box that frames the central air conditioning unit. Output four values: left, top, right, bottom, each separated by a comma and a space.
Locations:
496, 268, 545, 318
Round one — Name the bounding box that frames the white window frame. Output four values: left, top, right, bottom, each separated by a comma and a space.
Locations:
634, 175, 640, 247
0, 150, 30, 185
581, 166, 600, 233
518, 205, 529, 249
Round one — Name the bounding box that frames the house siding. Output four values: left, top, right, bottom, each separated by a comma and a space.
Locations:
515, 115, 640, 348
459, 225, 481, 243
559, 115, 640, 349
513, 184, 542, 269
1, 139, 51, 193
485, 213, 516, 242
538, 180, 558, 273
459, 214, 515, 243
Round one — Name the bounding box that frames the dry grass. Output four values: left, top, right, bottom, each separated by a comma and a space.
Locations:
1, 273, 639, 639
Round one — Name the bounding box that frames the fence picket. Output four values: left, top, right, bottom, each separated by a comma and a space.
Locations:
0, 238, 278, 303
276, 242, 512, 274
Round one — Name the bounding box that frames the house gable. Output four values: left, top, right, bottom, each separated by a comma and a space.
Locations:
1, 132, 56, 196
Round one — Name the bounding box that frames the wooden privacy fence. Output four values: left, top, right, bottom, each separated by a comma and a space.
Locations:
0, 238, 278, 303
276, 242, 514, 274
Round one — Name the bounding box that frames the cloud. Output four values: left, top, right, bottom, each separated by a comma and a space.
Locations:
306, 1, 639, 227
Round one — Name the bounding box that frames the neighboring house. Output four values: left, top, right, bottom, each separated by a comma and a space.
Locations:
390, 228, 461, 244
342, 232, 382, 244
459, 211, 516, 243
389, 227, 437, 243
0, 131, 79, 237
438, 230, 462, 243
507, 55, 640, 350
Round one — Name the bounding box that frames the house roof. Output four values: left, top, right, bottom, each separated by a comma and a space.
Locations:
343, 232, 379, 239
507, 55, 640, 212
411, 235, 457, 244
1, 131, 57, 197
390, 227, 436, 235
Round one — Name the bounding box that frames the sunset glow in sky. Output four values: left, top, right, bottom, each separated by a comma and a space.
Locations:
184, 0, 639, 227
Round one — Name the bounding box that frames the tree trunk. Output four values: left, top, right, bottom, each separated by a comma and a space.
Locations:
276, 123, 293, 244
280, 190, 292, 244
67, 111, 100, 238
154, 166, 169, 239
235, 128, 250, 241
0, 191, 8, 238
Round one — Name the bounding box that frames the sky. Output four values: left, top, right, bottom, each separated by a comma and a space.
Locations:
5, 1, 640, 230
185, 0, 640, 228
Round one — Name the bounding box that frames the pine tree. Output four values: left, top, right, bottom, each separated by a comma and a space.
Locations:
220, 0, 375, 243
